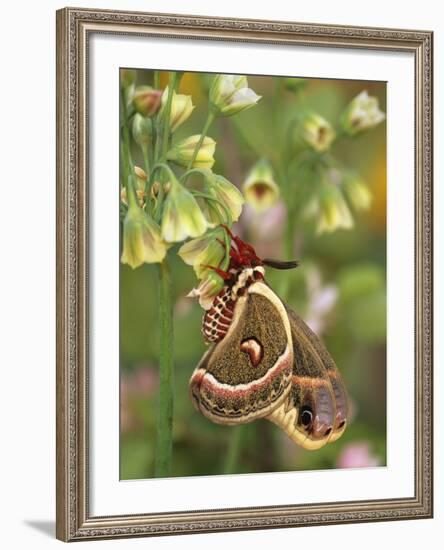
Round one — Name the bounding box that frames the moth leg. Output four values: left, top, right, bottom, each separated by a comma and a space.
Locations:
200, 264, 232, 281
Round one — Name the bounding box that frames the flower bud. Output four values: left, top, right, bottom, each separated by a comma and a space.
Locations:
340, 91, 385, 136
150, 181, 160, 199
316, 184, 354, 234
121, 181, 167, 268
160, 86, 194, 132
186, 272, 225, 310
134, 165, 147, 183
204, 174, 244, 224
132, 113, 153, 146
295, 112, 336, 153
342, 173, 372, 211
132, 86, 162, 117
167, 135, 216, 169
120, 166, 147, 207
209, 74, 261, 117
243, 159, 279, 213
160, 178, 208, 243
178, 227, 226, 279
284, 77, 308, 94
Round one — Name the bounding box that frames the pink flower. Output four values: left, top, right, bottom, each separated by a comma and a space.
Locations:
243, 201, 286, 240
337, 442, 380, 468
303, 266, 338, 335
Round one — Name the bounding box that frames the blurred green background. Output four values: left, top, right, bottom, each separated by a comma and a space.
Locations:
120, 71, 386, 479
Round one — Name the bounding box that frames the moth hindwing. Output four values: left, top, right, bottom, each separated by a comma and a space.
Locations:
266, 307, 349, 450
189, 280, 294, 425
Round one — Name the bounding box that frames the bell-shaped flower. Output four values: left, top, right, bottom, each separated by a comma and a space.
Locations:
204, 174, 244, 224
242, 159, 279, 213
340, 91, 386, 136
342, 173, 372, 211
209, 74, 261, 117
160, 177, 208, 243
316, 184, 354, 234
298, 112, 336, 153
186, 272, 225, 310
167, 135, 216, 169
132, 86, 162, 117
178, 227, 226, 279
121, 180, 167, 268
160, 86, 194, 132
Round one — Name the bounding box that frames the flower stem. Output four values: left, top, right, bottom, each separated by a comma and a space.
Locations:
159, 72, 177, 162
154, 256, 174, 477
120, 88, 133, 188
186, 112, 215, 170
141, 146, 150, 177
153, 70, 160, 90
223, 425, 247, 474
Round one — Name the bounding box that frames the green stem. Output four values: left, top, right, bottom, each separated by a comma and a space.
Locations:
126, 175, 139, 210
153, 70, 160, 89
223, 425, 246, 474
190, 190, 232, 227
154, 256, 174, 477
141, 146, 150, 176
120, 88, 133, 181
186, 112, 215, 171
159, 73, 177, 162
147, 162, 177, 223
180, 167, 211, 185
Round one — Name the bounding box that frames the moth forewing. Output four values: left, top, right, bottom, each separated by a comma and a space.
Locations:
188, 280, 294, 426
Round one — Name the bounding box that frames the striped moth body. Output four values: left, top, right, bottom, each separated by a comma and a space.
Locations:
188, 231, 348, 450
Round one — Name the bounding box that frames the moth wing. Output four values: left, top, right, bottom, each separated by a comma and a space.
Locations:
267, 307, 348, 449
189, 282, 293, 425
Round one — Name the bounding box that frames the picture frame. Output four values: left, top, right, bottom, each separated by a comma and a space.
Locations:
56, 6, 433, 542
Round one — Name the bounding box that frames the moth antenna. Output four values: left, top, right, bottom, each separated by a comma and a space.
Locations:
263, 259, 299, 270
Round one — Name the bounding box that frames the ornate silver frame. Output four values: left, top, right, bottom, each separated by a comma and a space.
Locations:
56, 7, 433, 541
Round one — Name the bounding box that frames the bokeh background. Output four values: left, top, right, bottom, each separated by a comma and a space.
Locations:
120, 71, 386, 479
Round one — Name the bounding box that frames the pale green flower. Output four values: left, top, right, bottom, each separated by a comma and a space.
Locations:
186, 271, 225, 310
209, 74, 261, 117
340, 91, 385, 136
121, 185, 167, 268
160, 86, 194, 132
243, 159, 279, 213
178, 227, 226, 279
299, 112, 336, 153
316, 184, 354, 234
132, 86, 162, 117
342, 174, 372, 211
205, 174, 244, 224
161, 178, 208, 242
167, 135, 216, 169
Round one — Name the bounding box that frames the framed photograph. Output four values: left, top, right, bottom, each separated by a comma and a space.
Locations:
56, 7, 433, 541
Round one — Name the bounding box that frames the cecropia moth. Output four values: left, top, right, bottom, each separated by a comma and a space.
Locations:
189, 229, 348, 450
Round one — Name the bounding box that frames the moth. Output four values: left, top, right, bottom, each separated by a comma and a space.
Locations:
189, 229, 348, 450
